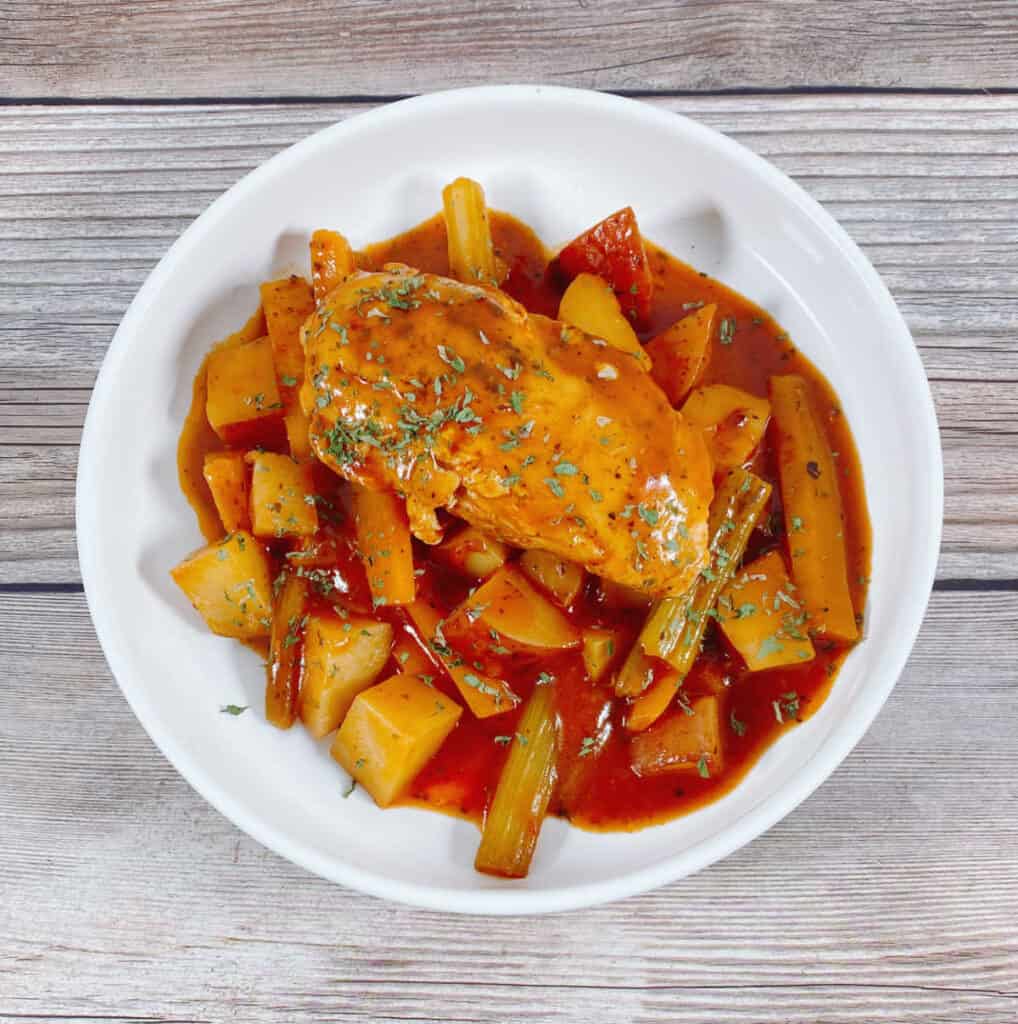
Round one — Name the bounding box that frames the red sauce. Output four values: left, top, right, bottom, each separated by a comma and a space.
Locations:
179, 209, 871, 833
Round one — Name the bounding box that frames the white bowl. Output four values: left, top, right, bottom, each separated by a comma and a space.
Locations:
77, 85, 942, 914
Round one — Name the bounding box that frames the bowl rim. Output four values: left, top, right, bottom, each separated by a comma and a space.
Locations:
76, 84, 944, 915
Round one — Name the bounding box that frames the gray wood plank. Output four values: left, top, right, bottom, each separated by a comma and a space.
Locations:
3, 0, 1018, 98
1, 589, 1015, 1023
1, 95, 1017, 582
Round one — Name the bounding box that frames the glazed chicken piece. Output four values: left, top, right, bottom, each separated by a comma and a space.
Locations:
302, 267, 713, 597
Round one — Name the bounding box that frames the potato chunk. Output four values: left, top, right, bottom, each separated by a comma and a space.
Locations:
331, 674, 462, 806
259, 275, 316, 383
205, 336, 285, 446
646, 303, 716, 406
558, 272, 650, 370
435, 525, 508, 579
519, 549, 584, 608
681, 384, 770, 473
299, 613, 394, 739
170, 531, 273, 639
444, 565, 580, 658
717, 550, 815, 671
630, 695, 723, 778
202, 451, 251, 533
246, 451, 319, 539
581, 627, 623, 683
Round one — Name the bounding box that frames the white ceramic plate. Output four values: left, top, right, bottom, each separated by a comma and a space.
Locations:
77, 86, 942, 914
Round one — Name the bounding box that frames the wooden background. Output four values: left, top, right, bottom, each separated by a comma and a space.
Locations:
2, 3, 1017, 1022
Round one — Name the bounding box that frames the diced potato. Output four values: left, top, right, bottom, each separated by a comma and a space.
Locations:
625, 667, 682, 733
205, 336, 285, 446
681, 384, 771, 473
598, 578, 652, 610
404, 598, 518, 718
390, 630, 436, 677
718, 550, 815, 671
202, 451, 251, 533
444, 565, 580, 656
331, 674, 462, 807
558, 272, 651, 370
266, 571, 308, 729
284, 402, 312, 460
435, 525, 508, 579
519, 549, 584, 607
310, 229, 356, 302
646, 303, 716, 406
247, 451, 319, 539
442, 177, 498, 285
170, 530, 273, 639
299, 612, 394, 739
259, 275, 316, 383
555, 206, 653, 328
769, 374, 858, 641
630, 695, 723, 777
581, 627, 623, 683
351, 486, 416, 607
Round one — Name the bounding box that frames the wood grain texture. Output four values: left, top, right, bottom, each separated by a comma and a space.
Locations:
1, 590, 1016, 1023
3, 12, 1018, 1018
1, 95, 1017, 582
3, 0, 1018, 98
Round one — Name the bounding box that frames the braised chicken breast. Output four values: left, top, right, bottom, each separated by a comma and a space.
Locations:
302, 266, 712, 597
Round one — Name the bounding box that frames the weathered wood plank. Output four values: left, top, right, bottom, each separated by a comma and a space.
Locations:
0, 589, 1015, 1023
3, 0, 1018, 98
1, 96, 1016, 581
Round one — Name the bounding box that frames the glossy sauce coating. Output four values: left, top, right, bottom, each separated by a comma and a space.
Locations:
302, 267, 712, 595
179, 210, 871, 832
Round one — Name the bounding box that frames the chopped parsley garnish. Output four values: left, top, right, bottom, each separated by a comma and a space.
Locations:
219, 704, 248, 716
719, 317, 736, 345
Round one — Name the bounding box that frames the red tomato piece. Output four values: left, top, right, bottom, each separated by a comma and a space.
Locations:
501, 256, 562, 319
554, 206, 653, 328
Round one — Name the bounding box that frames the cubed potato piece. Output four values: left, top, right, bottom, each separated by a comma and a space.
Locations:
558, 272, 651, 370
205, 336, 285, 446
435, 525, 508, 579
681, 384, 771, 473
646, 303, 716, 406
581, 627, 623, 683
598, 578, 652, 610
520, 549, 584, 607
310, 229, 356, 302
202, 451, 251, 533
331, 674, 462, 807
717, 550, 815, 671
284, 402, 312, 460
630, 695, 723, 778
391, 630, 436, 677
444, 565, 580, 658
170, 531, 273, 639
299, 613, 394, 739
247, 451, 319, 539
259, 275, 316, 383
404, 598, 519, 719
